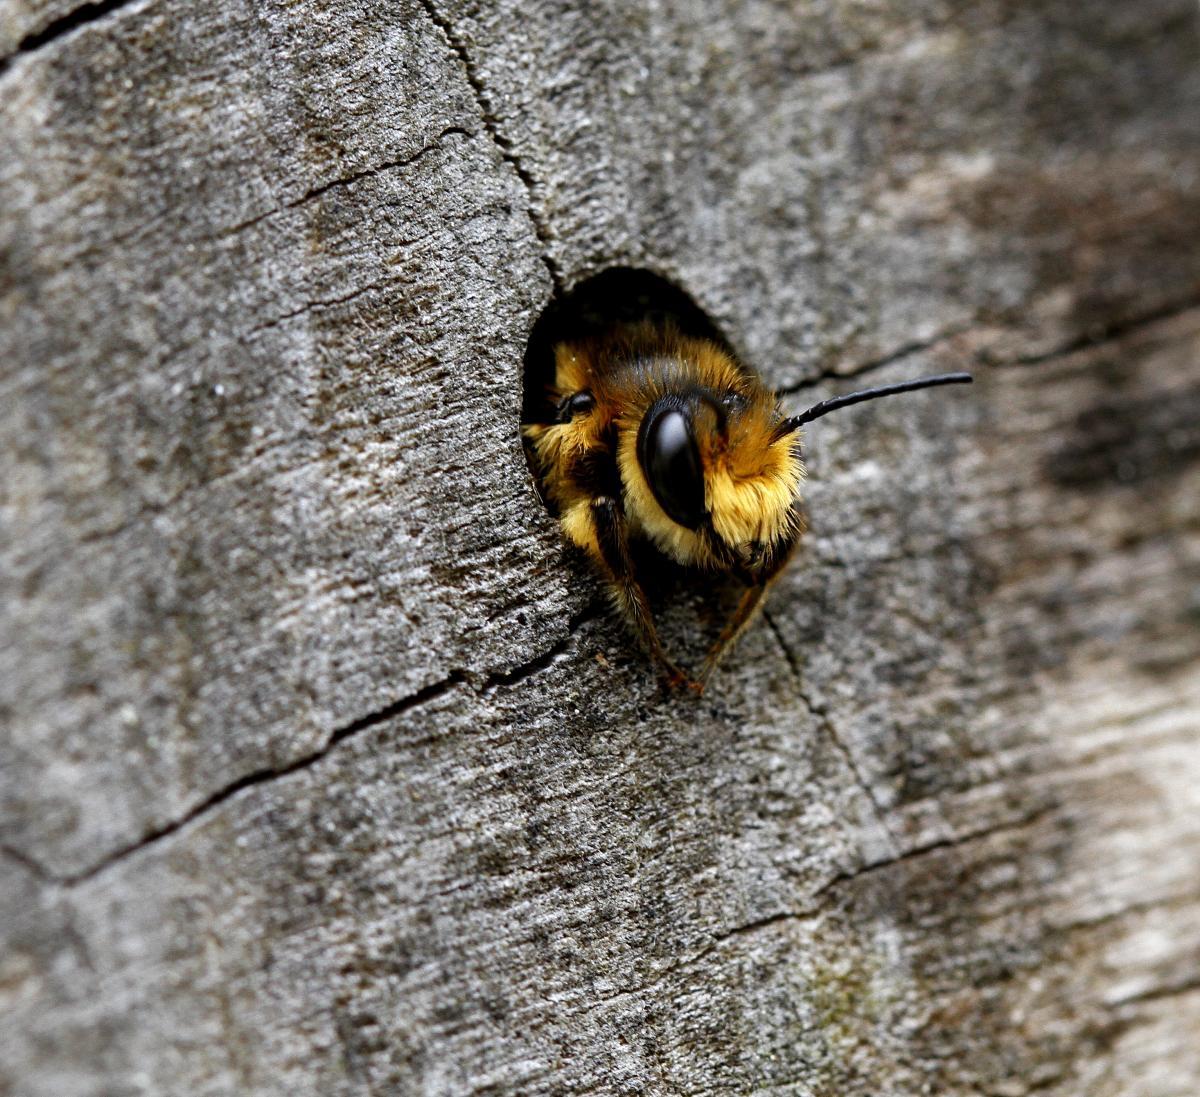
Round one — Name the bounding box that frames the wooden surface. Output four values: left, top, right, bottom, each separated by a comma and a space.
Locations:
2, 0, 1199, 1093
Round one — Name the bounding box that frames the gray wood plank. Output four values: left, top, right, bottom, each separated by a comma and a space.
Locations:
3, 0, 1199, 1093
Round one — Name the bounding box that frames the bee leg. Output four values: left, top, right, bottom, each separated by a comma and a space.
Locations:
699, 531, 800, 685
698, 585, 769, 685
590, 496, 699, 693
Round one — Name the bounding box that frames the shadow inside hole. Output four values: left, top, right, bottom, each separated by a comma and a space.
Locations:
521, 267, 734, 431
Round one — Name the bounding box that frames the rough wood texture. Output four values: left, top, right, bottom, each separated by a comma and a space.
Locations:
2, 1, 1198, 1093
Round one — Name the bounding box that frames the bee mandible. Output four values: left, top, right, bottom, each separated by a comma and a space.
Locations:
523, 322, 971, 692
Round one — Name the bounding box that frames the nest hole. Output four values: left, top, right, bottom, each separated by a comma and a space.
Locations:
521, 269, 750, 665
521, 267, 733, 430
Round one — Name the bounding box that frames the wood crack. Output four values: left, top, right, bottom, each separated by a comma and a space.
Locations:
710, 906, 823, 945
291, 128, 472, 206
813, 804, 1058, 899
759, 606, 1060, 904
247, 277, 391, 335
1108, 973, 1200, 1009
778, 323, 973, 396
10, 605, 597, 888
415, 0, 563, 294
10, 671, 468, 888
481, 633, 574, 691
779, 293, 1200, 399
0, 0, 140, 73
585, 906, 824, 1013
762, 606, 899, 849
0, 842, 52, 879
1006, 292, 1200, 366
480, 602, 602, 692
221, 125, 472, 241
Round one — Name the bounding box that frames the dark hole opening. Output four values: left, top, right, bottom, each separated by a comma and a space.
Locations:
521, 267, 734, 430
520, 269, 752, 666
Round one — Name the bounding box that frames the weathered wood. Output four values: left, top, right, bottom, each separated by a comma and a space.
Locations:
2, 0, 1198, 1093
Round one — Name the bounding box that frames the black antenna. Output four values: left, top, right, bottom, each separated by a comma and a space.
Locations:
778, 372, 973, 435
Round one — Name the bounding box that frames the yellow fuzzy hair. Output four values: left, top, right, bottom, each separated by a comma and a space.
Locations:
525, 325, 804, 568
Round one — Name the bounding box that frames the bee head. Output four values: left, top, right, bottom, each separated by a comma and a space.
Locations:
633, 386, 803, 567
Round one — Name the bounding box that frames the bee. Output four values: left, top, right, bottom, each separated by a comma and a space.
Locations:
523, 320, 971, 692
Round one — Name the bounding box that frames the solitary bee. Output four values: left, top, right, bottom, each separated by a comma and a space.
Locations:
524, 321, 971, 691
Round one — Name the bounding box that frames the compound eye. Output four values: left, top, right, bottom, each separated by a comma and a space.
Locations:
640, 408, 707, 530
556, 390, 595, 422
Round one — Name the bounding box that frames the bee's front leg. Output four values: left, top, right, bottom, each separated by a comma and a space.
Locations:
699, 526, 801, 685
588, 496, 700, 693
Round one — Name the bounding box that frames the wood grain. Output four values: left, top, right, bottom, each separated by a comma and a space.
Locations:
2, 0, 1198, 1093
